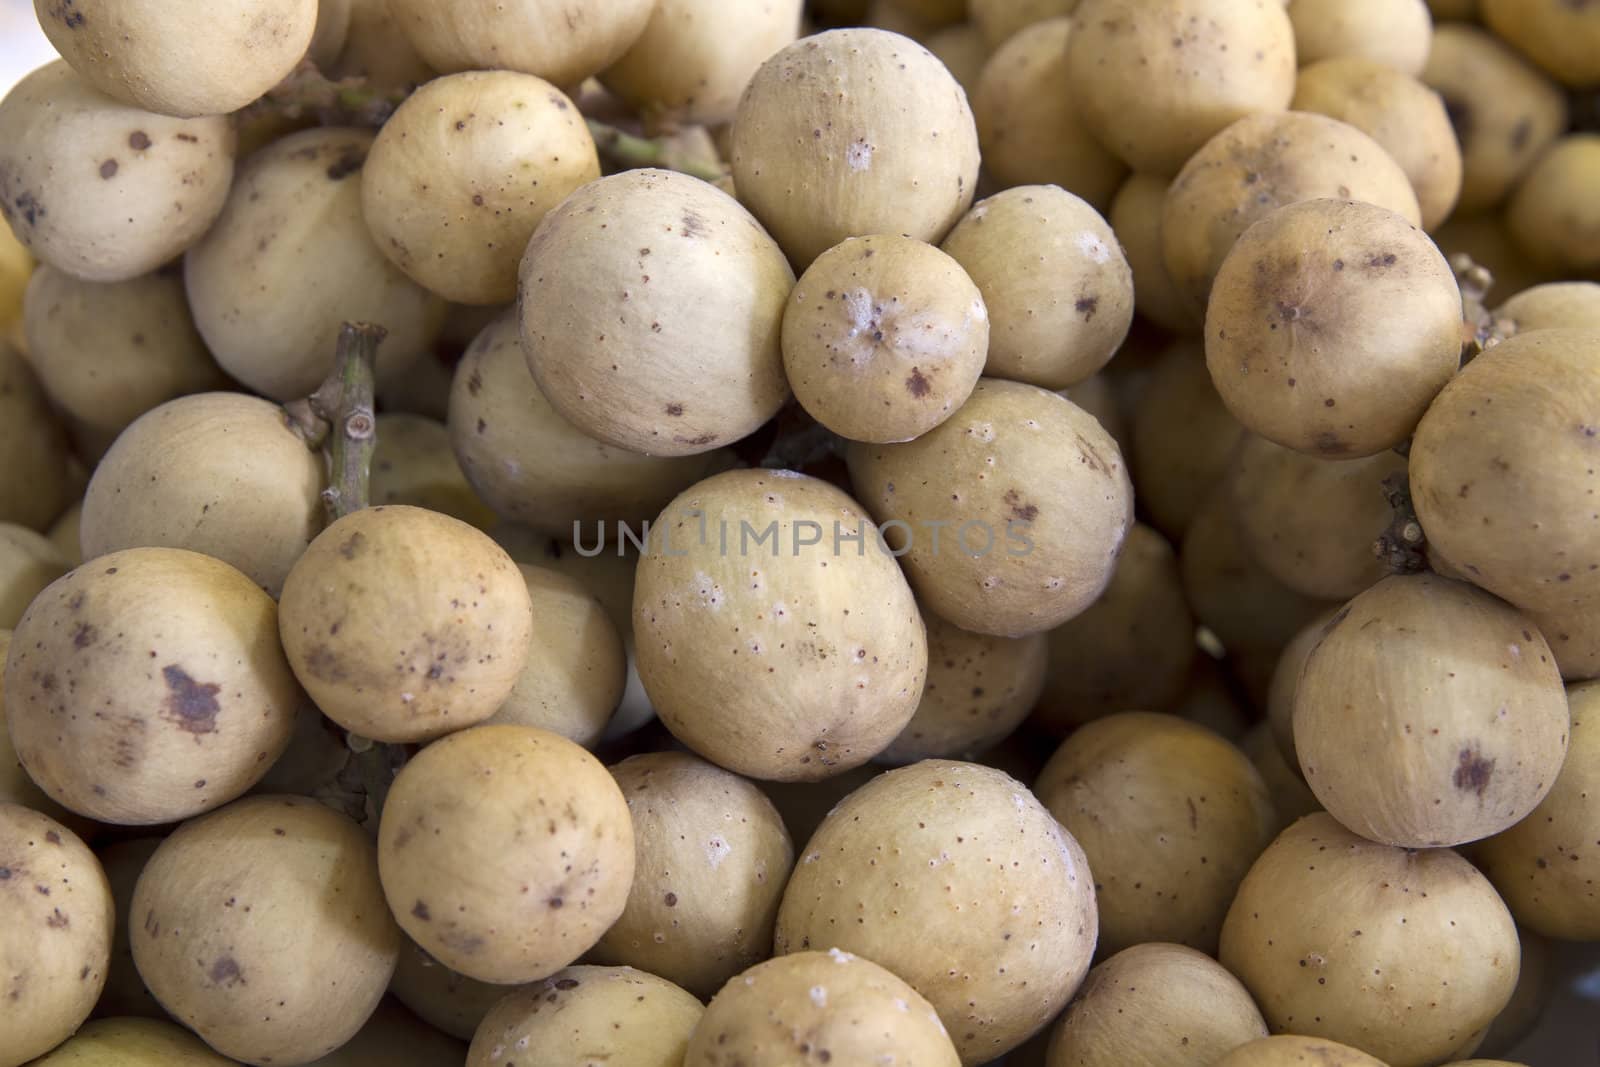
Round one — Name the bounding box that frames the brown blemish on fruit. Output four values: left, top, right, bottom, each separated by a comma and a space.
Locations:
128, 131, 152, 151
1003, 489, 1039, 522
681, 212, 707, 238
46, 908, 69, 929
906, 368, 931, 398
209, 957, 244, 986
666, 403, 685, 416
325, 147, 366, 181
1313, 431, 1349, 455
71, 622, 95, 649
411, 900, 431, 921
161, 665, 222, 735
99, 160, 118, 179
1075, 296, 1098, 320
339, 531, 365, 559
466, 371, 483, 396
554, 977, 580, 989
302, 644, 347, 683
1454, 746, 1495, 797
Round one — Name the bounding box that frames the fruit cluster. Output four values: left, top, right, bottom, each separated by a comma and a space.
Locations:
1, 1, 1598, 1066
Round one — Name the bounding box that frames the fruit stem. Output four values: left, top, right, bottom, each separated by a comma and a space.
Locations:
1450, 253, 1514, 364
585, 118, 730, 184
1374, 470, 1429, 575
307, 322, 387, 523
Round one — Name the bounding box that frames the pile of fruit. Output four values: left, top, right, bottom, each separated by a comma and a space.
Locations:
2, 0, 1598, 1064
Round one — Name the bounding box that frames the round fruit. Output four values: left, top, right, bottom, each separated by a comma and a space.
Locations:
448, 310, 728, 533
686, 950, 960, 1067
1506, 135, 1600, 276
971, 0, 1077, 48
310, 998, 467, 1067
468, 966, 702, 1067
386, 0, 655, 86
774, 760, 1098, 1063
1409, 329, 1600, 614
520, 169, 793, 457
1065, 0, 1296, 176
941, 186, 1134, 390
1205, 198, 1460, 459
1109, 175, 1199, 334
362, 71, 600, 306
1214, 1036, 1388, 1067
25, 1017, 240, 1065
278, 505, 533, 744
730, 28, 980, 268
590, 752, 794, 998
1163, 112, 1422, 312
4, 547, 300, 825
1033, 523, 1196, 733
0, 62, 234, 284
1, 633, 87, 830
131, 795, 400, 1065
368, 414, 495, 528
1241, 723, 1324, 837
80, 392, 325, 597
35, 0, 317, 117
1495, 282, 1600, 333
1220, 813, 1519, 1067
1472, 681, 1600, 940
185, 126, 442, 400
632, 469, 927, 780
1131, 343, 1245, 539
94, 837, 165, 1020
1265, 609, 1341, 773
0, 523, 67, 628
389, 938, 520, 1042
847, 379, 1134, 636
877, 613, 1047, 763
972, 18, 1125, 210
924, 23, 990, 93
1044, 943, 1269, 1067
0, 342, 72, 533
1481, 0, 1600, 88
1291, 57, 1464, 232
1036, 712, 1277, 955
1288, 0, 1433, 75
376, 724, 635, 984
0, 805, 112, 1067
782, 234, 988, 443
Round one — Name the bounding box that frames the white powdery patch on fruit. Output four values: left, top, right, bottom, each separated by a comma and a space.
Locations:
705, 835, 733, 867
829, 947, 855, 964
846, 138, 874, 171
810, 985, 827, 1007
1076, 231, 1112, 264
692, 572, 725, 611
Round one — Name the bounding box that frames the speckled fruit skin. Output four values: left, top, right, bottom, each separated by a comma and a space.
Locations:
378, 725, 635, 987
520, 169, 794, 458
0, 804, 113, 1067
1293, 575, 1570, 850
386, 0, 655, 87
1045, 943, 1268, 1067
590, 752, 794, 999
730, 28, 980, 268
130, 796, 400, 1066
3, 547, 300, 826
277, 505, 533, 744
35, 0, 317, 118
468, 966, 703, 1067
685, 951, 962, 1067
774, 760, 1098, 1064
1204, 198, 1460, 460
25, 1017, 243, 1065
1220, 813, 1520, 1067
1035, 712, 1277, 956
632, 469, 927, 781
0, 62, 235, 284
848, 378, 1134, 638
1473, 681, 1600, 940
1213, 1035, 1388, 1067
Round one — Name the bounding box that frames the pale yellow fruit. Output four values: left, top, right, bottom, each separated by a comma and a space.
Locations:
305, 998, 465, 1067
386, 0, 655, 86
942, 185, 1133, 389
2, 631, 91, 831
35, 0, 316, 117
1265, 609, 1340, 773
469, 966, 702, 1067
0, 805, 112, 1067
389, 938, 524, 1042
848, 378, 1134, 637
0, 216, 30, 341
973, 19, 1125, 210
278, 505, 533, 744
376, 725, 635, 984
1292, 58, 1464, 231
46, 502, 81, 567
1482, 0, 1600, 88
782, 234, 988, 443
0, 62, 234, 283
1130, 343, 1245, 539
26, 1017, 240, 1065
1036, 712, 1277, 955
1061, 372, 1130, 457
971, 0, 1078, 48
1220, 813, 1520, 1067
0, 523, 67, 629
1240, 722, 1323, 837
1066, 0, 1297, 176
775, 761, 1098, 1064
131, 796, 400, 1065
521, 169, 793, 457
4, 547, 300, 826
330, 0, 436, 93
1288, 0, 1433, 75
600, 0, 803, 126
363, 72, 600, 305
1475, 928, 1551, 1058
924, 23, 991, 94
94, 837, 165, 1021
369, 414, 495, 528
1215, 1036, 1389, 1067
1506, 135, 1600, 275
1495, 282, 1600, 333
1205, 198, 1460, 459
1109, 175, 1199, 334
730, 28, 980, 268
633, 469, 927, 780
1421, 25, 1568, 214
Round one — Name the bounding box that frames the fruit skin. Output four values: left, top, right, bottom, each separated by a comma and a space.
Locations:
1109, 175, 1199, 335
1495, 282, 1600, 334
376, 725, 636, 985
0, 804, 113, 1067
24, 1017, 240, 1065
1294, 574, 1570, 849
1130, 342, 1244, 540
730, 28, 980, 268
1220, 814, 1519, 1067
1065, 0, 1297, 177
774, 760, 1098, 1065
4, 547, 301, 826
1287, 0, 1433, 76
307, 998, 466, 1067
1481, 0, 1600, 89
1204, 198, 1459, 460
468, 966, 702, 1067
632, 469, 928, 781
386, 0, 655, 87
1506, 135, 1600, 276
684, 951, 962, 1067
847, 379, 1134, 638
130, 796, 401, 1066
521, 169, 793, 458
388, 938, 522, 1042
0, 522, 68, 629
971, 0, 1078, 48
35, 0, 317, 118
0, 62, 235, 284
1472, 681, 1600, 940
277, 505, 533, 744
1213, 1036, 1388, 1067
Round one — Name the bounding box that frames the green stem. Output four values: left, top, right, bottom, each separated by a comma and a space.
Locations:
586, 118, 729, 184
312, 322, 385, 524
